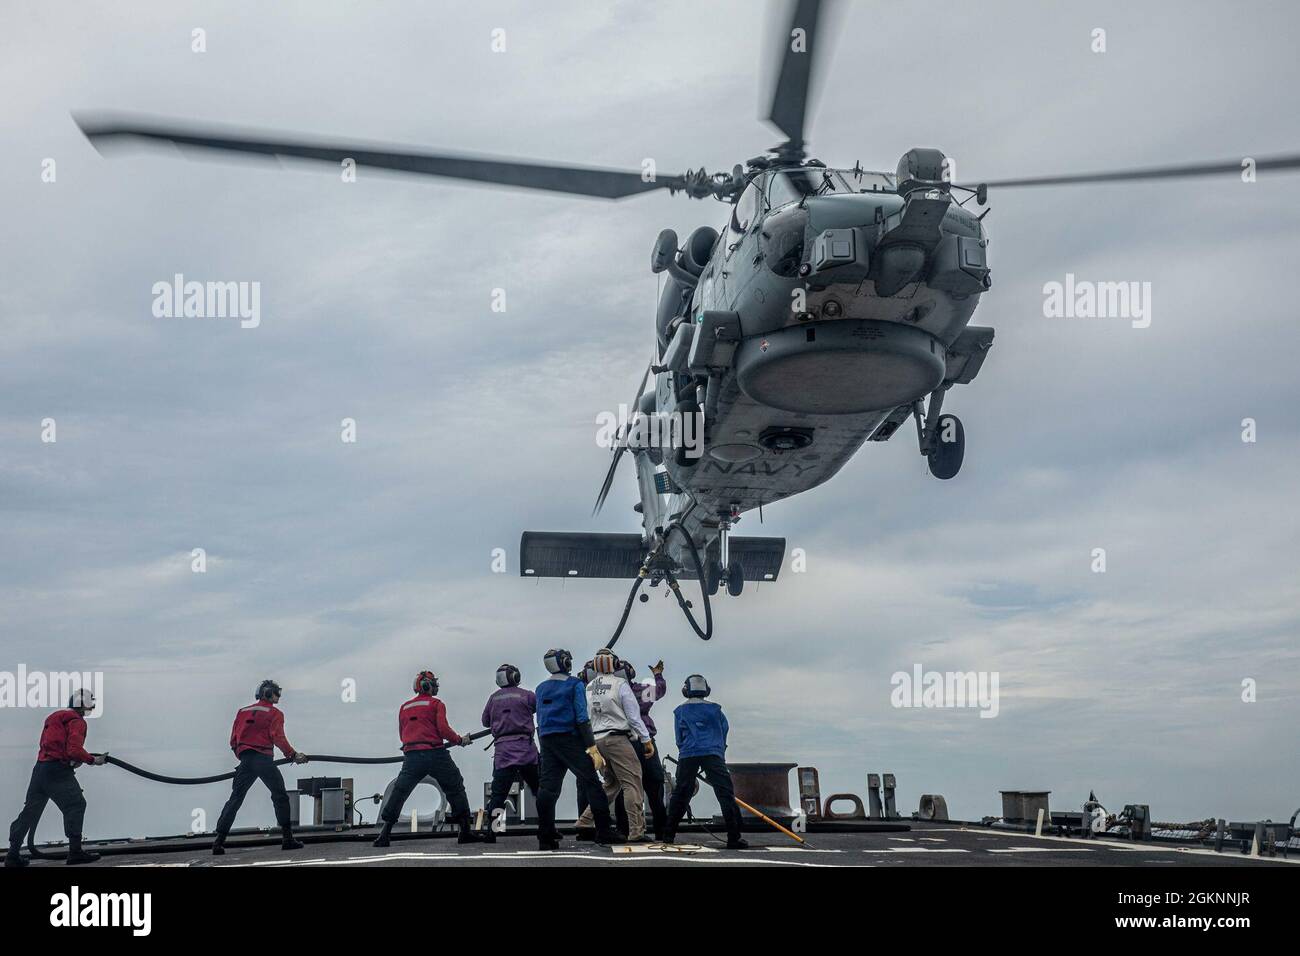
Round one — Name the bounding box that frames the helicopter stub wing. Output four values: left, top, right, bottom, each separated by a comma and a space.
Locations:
519, 531, 787, 583
944, 326, 995, 385
520, 532, 646, 579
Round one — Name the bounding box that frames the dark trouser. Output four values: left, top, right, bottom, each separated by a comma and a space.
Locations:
537, 732, 611, 840
666, 754, 742, 842
381, 748, 471, 825
487, 761, 540, 820
8, 762, 86, 849
215, 751, 291, 839
616, 743, 666, 837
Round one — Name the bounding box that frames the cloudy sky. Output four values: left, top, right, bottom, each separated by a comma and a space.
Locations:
3, 0, 1298, 843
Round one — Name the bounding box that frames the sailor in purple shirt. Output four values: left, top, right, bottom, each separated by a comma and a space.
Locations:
618, 659, 669, 839
630, 663, 668, 738
480, 663, 540, 842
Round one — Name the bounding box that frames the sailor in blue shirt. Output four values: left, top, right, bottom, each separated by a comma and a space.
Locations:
662, 674, 747, 849
533, 648, 621, 850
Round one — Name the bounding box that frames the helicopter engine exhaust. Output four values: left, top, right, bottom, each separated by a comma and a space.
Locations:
656, 226, 719, 352
680, 226, 717, 276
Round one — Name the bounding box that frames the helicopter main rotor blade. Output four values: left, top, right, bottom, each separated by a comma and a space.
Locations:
73, 111, 687, 200
766, 0, 825, 157
966, 153, 1300, 191
593, 445, 630, 518
593, 362, 653, 516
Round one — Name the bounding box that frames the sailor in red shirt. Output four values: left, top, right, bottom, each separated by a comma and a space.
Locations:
372, 671, 484, 847
211, 679, 309, 856
6, 689, 107, 867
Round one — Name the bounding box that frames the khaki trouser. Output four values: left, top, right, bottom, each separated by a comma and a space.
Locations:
577, 734, 646, 839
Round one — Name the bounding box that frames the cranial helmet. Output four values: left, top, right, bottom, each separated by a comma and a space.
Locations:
413, 671, 439, 696
256, 679, 282, 702
543, 648, 573, 675
682, 674, 711, 699
69, 688, 97, 712
593, 648, 620, 675
495, 664, 521, 688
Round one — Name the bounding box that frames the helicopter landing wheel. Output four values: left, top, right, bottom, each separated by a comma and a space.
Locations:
725, 560, 744, 597
926, 413, 964, 480
706, 560, 723, 597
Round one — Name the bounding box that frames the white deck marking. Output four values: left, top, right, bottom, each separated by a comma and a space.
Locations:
949, 829, 1300, 864
242, 853, 464, 866
646, 855, 847, 868
224, 847, 849, 867
864, 847, 969, 853
115, 862, 195, 867
247, 857, 328, 865
763, 847, 844, 853
987, 847, 1094, 853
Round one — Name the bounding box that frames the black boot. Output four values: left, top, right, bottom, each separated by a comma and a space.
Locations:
281, 828, 304, 851
372, 821, 393, 848
65, 836, 100, 865
726, 836, 749, 850
5, 844, 28, 868
595, 829, 626, 846
211, 834, 226, 856
537, 833, 561, 851
457, 819, 485, 845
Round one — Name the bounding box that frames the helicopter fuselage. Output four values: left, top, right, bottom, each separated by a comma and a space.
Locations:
644, 164, 996, 572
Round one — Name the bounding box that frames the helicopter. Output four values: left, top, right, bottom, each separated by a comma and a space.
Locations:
73, 0, 1300, 642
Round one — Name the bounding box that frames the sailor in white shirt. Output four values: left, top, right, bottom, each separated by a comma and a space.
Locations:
576, 648, 655, 842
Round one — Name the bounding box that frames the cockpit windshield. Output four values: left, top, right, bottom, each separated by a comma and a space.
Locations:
838, 168, 898, 193
768, 168, 849, 206
767, 167, 896, 207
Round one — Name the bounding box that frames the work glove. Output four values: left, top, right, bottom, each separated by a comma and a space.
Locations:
650, 660, 664, 675
292, 752, 309, 764
586, 745, 607, 774
643, 740, 655, 758
92, 753, 108, 766
459, 735, 473, 747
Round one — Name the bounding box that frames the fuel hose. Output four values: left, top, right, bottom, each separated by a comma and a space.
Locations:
608, 520, 712, 649
101, 752, 405, 785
